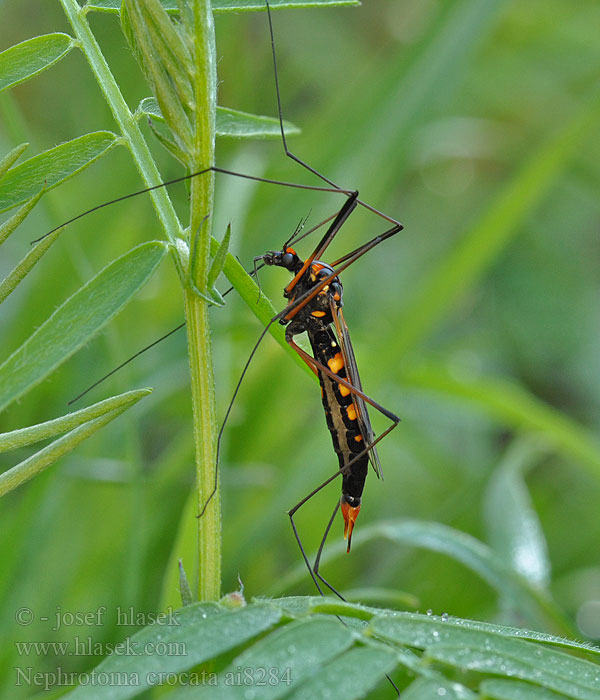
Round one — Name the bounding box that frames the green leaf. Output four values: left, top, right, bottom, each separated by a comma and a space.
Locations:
484, 439, 551, 588
0, 242, 167, 413
0, 389, 152, 453
0, 390, 151, 497
0, 143, 29, 179
395, 93, 600, 357
0, 224, 61, 304
216, 106, 300, 139
402, 677, 476, 700
0, 187, 44, 247
426, 642, 600, 700
0, 33, 74, 92
207, 223, 231, 289
178, 560, 193, 607
87, 0, 359, 13
138, 98, 300, 139
286, 644, 398, 700
183, 617, 355, 699
367, 609, 600, 659
480, 678, 569, 700
65, 602, 283, 699
0, 132, 118, 213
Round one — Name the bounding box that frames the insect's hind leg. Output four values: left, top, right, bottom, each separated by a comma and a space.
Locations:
264, 0, 403, 231
312, 500, 347, 600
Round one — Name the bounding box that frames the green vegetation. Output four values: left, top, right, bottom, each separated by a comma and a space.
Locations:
1, 0, 599, 697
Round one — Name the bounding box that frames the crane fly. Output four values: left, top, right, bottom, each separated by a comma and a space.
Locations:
32, 0, 403, 603
254, 190, 401, 595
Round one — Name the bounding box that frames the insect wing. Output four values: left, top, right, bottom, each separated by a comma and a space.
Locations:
332, 304, 383, 480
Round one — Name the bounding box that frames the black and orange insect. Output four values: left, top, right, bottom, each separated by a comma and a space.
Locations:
251, 190, 401, 595
44, 0, 403, 598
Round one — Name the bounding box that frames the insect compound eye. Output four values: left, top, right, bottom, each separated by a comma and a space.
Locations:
281, 252, 294, 269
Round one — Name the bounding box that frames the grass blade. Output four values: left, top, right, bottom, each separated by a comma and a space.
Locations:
484, 438, 551, 587
0, 187, 44, 247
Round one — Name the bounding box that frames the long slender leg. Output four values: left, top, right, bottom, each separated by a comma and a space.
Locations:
284, 191, 358, 296
32, 166, 355, 244
282, 223, 403, 324
287, 338, 400, 423
287, 421, 397, 581
264, 0, 404, 232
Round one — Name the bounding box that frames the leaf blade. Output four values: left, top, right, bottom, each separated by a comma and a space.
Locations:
0, 390, 151, 497
0, 131, 118, 213
0, 33, 75, 92
0, 242, 167, 413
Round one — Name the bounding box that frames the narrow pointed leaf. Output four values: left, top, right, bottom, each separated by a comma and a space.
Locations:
138, 98, 300, 139
0, 132, 118, 213
484, 439, 551, 587
0, 242, 167, 413
147, 118, 188, 164
207, 223, 231, 289
0, 226, 61, 303
212, 236, 312, 378
270, 520, 571, 633
0, 390, 150, 497
0, 34, 75, 92
367, 610, 600, 659
178, 560, 193, 607
0, 143, 28, 180
0, 187, 44, 247
216, 106, 300, 139
0, 389, 152, 453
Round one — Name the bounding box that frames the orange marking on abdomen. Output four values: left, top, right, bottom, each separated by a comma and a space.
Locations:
346, 404, 357, 421
339, 384, 350, 397
354, 434, 363, 442
327, 352, 344, 374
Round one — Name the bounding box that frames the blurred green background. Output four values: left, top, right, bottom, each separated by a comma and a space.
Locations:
1, 0, 600, 696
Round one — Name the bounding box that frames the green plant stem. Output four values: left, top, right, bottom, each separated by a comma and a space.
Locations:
59, 0, 185, 279
185, 0, 220, 602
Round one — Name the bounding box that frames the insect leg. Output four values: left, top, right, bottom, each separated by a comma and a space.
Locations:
264, 0, 403, 231
281, 223, 403, 325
